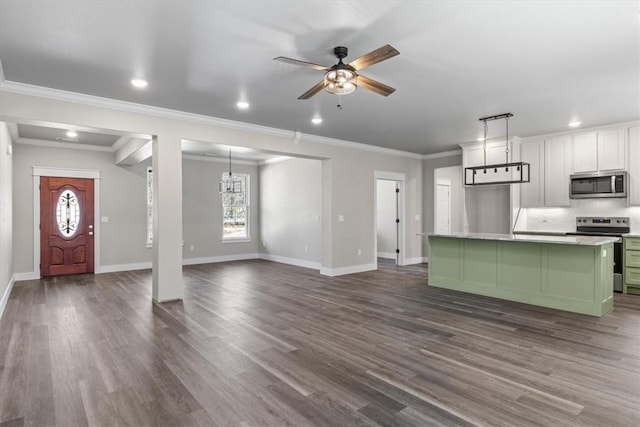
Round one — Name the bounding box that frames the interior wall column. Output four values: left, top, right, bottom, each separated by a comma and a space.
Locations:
151, 132, 183, 302
321, 159, 333, 272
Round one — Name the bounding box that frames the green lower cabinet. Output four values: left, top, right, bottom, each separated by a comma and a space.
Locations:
624, 237, 640, 295
428, 236, 613, 317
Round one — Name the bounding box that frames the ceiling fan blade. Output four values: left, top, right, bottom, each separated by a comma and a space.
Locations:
298, 80, 326, 100
348, 44, 399, 71
273, 56, 329, 71
357, 75, 396, 97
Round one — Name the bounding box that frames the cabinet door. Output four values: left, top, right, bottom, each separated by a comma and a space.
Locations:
597, 128, 626, 171
630, 126, 640, 206
544, 136, 572, 206
487, 142, 508, 165
464, 145, 485, 168
520, 140, 544, 208
572, 132, 597, 173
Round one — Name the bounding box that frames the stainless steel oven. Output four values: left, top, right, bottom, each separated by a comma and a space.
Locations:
570, 171, 627, 199
566, 217, 629, 292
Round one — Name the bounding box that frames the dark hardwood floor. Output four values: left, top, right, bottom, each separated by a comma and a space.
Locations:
1, 258, 639, 426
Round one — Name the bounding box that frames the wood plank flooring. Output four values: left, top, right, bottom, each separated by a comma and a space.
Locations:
1, 259, 639, 426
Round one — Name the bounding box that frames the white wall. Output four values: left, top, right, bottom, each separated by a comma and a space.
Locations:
376, 180, 397, 258
11, 144, 264, 276
1, 90, 425, 276
434, 165, 463, 233
465, 186, 511, 234
259, 158, 321, 268
422, 154, 462, 258
0, 122, 13, 316
12, 143, 151, 274
182, 157, 260, 261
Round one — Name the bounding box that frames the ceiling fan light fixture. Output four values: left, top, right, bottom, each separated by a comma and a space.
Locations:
324, 69, 357, 95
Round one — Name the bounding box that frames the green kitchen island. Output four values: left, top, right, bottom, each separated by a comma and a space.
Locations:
428, 233, 618, 317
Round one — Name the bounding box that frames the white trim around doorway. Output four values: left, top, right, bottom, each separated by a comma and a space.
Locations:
373, 170, 406, 268
31, 167, 101, 278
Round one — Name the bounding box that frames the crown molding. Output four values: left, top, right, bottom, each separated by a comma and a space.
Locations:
517, 119, 640, 142
1, 80, 426, 160
0, 80, 293, 137
16, 138, 113, 152
422, 149, 462, 160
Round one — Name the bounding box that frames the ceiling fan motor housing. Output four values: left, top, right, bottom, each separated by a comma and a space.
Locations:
333, 46, 349, 60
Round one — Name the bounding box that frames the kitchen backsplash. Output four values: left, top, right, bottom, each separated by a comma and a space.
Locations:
516, 199, 640, 234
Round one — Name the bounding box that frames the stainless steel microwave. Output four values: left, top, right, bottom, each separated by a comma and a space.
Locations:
569, 171, 627, 199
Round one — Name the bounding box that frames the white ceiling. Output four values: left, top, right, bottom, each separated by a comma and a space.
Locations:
0, 1, 638, 155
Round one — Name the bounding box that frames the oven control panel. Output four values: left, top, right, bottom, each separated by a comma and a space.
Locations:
576, 217, 629, 227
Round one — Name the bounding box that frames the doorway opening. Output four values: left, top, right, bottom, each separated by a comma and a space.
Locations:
374, 171, 405, 268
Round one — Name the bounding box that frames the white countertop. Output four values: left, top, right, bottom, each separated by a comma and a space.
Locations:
428, 232, 619, 246
623, 233, 640, 238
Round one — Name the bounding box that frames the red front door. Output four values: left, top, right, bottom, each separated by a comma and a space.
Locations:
40, 177, 95, 277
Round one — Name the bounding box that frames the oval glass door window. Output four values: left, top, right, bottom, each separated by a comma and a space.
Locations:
56, 189, 80, 237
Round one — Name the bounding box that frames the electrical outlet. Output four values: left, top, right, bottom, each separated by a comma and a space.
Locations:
338, 215, 344, 222
357, 249, 362, 256
189, 244, 194, 251
305, 245, 309, 253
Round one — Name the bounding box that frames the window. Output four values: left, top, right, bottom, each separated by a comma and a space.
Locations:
221, 173, 249, 240
146, 167, 153, 246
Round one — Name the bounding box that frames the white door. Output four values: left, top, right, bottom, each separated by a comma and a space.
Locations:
436, 183, 451, 234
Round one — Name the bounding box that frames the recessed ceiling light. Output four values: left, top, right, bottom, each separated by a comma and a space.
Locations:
568, 121, 581, 128
66, 130, 78, 138
131, 78, 148, 89
311, 117, 322, 125
236, 101, 250, 109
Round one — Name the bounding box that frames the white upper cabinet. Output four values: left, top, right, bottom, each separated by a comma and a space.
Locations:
597, 128, 626, 171
572, 132, 598, 173
629, 126, 640, 206
545, 136, 572, 207
571, 128, 626, 173
520, 140, 544, 208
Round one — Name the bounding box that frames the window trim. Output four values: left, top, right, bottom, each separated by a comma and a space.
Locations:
221, 173, 250, 241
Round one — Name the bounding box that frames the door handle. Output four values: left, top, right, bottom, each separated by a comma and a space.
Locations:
611, 176, 615, 194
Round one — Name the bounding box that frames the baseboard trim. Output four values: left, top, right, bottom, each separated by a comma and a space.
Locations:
182, 253, 260, 266
320, 263, 376, 277
403, 257, 428, 265
96, 262, 152, 274
0, 274, 16, 319
377, 252, 396, 260
259, 254, 321, 270
14, 271, 40, 281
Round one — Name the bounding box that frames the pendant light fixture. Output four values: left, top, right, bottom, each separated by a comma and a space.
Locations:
464, 113, 530, 186
219, 150, 243, 193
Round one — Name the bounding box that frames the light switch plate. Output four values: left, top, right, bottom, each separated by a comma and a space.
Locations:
101, 216, 109, 223
338, 215, 344, 222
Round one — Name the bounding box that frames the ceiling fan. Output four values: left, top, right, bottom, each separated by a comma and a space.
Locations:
274, 44, 399, 99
